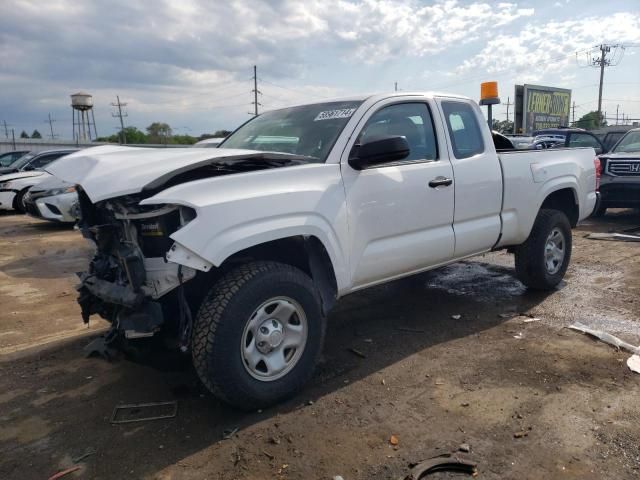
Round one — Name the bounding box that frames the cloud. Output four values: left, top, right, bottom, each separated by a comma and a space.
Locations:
456, 12, 640, 77
0, 0, 637, 136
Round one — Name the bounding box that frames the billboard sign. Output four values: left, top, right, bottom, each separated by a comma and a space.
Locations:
521, 84, 571, 134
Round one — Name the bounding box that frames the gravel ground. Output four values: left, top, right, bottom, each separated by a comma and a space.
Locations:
0, 209, 639, 479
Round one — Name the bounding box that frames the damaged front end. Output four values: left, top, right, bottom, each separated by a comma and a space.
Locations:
76, 188, 205, 352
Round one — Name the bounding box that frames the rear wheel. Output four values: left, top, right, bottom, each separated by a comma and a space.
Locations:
514, 209, 572, 290
192, 261, 325, 410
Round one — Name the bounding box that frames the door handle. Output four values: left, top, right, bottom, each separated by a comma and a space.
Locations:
428, 176, 453, 188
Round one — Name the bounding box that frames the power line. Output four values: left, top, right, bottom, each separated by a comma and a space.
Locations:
258, 78, 330, 100
111, 96, 128, 144
583, 44, 627, 127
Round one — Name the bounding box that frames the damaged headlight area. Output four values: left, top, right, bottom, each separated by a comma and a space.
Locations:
76, 188, 204, 350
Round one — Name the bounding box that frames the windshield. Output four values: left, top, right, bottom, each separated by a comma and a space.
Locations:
11, 153, 36, 170
221, 101, 364, 162
612, 131, 640, 153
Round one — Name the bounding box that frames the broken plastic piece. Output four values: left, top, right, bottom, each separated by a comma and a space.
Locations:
48, 466, 81, 480
568, 323, 640, 355
584, 232, 640, 242
110, 401, 178, 424
402, 453, 477, 479
628, 355, 640, 374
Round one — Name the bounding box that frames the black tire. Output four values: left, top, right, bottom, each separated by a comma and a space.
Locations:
192, 261, 325, 410
13, 188, 29, 213
514, 209, 572, 290
591, 203, 607, 218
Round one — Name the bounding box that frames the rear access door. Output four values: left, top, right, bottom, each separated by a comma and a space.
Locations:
433, 97, 503, 257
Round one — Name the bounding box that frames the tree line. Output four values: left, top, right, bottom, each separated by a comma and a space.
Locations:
19, 130, 43, 139
96, 123, 232, 145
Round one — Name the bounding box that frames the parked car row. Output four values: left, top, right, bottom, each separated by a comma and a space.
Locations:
0, 149, 80, 221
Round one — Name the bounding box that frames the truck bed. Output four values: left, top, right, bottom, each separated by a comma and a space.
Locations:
497, 147, 598, 247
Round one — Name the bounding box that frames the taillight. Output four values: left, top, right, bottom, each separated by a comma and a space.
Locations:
594, 157, 601, 191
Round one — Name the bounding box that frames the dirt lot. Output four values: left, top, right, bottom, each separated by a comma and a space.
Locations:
1, 210, 639, 479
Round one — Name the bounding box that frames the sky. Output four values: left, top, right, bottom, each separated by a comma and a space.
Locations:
1, 0, 639, 140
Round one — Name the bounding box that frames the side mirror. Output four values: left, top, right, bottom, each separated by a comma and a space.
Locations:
595, 146, 603, 155
349, 136, 410, 170
23, 164, 34, 171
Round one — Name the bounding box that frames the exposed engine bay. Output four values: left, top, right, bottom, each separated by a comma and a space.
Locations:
76, 189, 200, 350
74, 154, 311, 352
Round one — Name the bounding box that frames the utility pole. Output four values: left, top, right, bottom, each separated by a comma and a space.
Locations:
394, 82, 398, 92
504, 96, 513, 123
46, 113, 57, 140
2, 120, 10, 139
615, 104, 619, 125
571, 102, 576, 126
111, 96, 128, 144
251, 65, 261, 116
11, 129, 16, 150
593, 44, 611, 128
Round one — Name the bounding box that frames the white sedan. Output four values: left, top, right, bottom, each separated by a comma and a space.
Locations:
0, 171, 50, 212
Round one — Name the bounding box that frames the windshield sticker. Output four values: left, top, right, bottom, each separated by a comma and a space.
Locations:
314, 108, 356, 121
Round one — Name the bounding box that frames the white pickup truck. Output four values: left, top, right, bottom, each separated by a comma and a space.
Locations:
49, 92, 599, 410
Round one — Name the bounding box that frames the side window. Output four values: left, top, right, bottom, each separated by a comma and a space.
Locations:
441, 101, 485, 159
357, 103, 438, 161
31, 153, 61, 168
568, 133, 601, 149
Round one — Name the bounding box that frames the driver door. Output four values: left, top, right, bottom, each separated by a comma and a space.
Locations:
341, 100, 455, 289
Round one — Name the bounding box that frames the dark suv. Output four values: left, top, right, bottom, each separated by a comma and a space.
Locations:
594, 128, 640, 216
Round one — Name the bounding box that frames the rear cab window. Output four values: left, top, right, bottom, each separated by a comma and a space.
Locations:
441, 101, 485, 159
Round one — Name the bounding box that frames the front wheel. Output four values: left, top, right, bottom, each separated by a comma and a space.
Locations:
514, 209, 572, 290
192, 261, 326, 410
13, 188, 29, 213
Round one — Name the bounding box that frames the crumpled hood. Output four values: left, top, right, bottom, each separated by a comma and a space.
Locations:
45, 145, 278, 203
0, 170, 46, 184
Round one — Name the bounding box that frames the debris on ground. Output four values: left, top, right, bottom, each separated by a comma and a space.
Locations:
401, 453, 477, 479
333, 476, 345, 480
458, 443, 471, 453
568, 323, 640, 355
222, 427, 239, 440
389, 434, 399, 446
451, 315, 462, 320
395, 327, 426, 333
513, 332, 524, 339
628, 355, 640, 374
262, 450, 275, 460
584, 232, 640, 242
47, 466, 81, 480
514, 431, 528, 438
522, 317, 541, 323
348, 347, 367, 359
110, 401, 178, 424
72, 447, 97, 463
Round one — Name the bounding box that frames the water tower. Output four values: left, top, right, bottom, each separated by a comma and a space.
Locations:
71, 92, 98, 142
